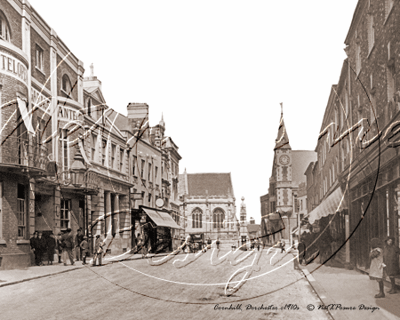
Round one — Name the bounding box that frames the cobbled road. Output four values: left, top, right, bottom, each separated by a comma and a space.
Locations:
0, 248, 330, 320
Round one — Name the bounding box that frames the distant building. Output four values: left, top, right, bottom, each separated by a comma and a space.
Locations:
179, 172, 238, 240
261, 107, 316, 246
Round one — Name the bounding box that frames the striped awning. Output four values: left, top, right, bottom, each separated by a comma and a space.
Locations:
142, 207, 183, 229
308, 188, 343, 224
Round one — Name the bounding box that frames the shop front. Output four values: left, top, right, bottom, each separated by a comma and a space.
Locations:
135, 205, 183, 254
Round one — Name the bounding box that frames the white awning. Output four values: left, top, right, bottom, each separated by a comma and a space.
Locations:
142, 207, 183, 229
308, 188, 343, 224
17, 97, 35, 135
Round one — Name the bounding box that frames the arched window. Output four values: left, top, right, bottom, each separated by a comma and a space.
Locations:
192, 208, 202, 229
62, 74, 72, 94
213, 208, 225, 229
0, 11, 11, 42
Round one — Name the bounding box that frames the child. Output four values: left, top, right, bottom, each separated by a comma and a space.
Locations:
80, 236, 89, 265
369, 238, 385, 298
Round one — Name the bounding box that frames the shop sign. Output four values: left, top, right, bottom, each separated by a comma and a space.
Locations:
0, 51, 28, 85
86, 171, 100, 190
58, 104, 82, 121
31, 87, 51, 110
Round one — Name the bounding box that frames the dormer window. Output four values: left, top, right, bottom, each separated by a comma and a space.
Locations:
0, 11, 11, 42
62, 74, 72, 96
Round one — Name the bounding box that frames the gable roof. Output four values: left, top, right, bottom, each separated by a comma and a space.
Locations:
186, 173, 234, 197
84, 87, 106, 104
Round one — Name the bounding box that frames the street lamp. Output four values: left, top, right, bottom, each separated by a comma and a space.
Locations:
71, 147, 86, 188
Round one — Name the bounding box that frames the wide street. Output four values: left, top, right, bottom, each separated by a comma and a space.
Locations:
0, 246, 330, 320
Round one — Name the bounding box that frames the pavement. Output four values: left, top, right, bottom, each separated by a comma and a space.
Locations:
300, 262, 400, 320
0, 251, 169, 287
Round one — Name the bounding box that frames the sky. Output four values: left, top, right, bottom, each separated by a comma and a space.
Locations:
30, 0, 359, 223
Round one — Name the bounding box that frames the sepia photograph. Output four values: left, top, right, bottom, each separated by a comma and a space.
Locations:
0, 0, 399, 319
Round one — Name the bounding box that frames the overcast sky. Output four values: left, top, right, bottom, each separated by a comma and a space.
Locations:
30, 0, 358, 223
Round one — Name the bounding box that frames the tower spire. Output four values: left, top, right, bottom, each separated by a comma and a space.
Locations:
274, 103, 291, 150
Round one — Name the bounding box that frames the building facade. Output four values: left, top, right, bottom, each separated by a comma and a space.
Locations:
179, 172, 238, 240
0, 0, 183, 269
305, 0, 400, 273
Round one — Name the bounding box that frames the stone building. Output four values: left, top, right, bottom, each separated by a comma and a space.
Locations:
179, 172, 238, 240
261, 108, 316, 246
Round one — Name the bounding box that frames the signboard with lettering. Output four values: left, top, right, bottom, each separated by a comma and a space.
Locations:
58, 104, 82, 121
0, 50, 28, 85
31, 87, 51, 111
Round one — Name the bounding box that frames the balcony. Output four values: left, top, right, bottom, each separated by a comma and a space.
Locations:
0, 135, 48, 176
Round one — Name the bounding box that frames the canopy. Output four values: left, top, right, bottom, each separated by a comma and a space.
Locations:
308, 188, 343, 224
142, 207, 183, 229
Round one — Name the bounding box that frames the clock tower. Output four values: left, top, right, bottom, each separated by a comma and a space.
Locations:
272, 105, 293, 239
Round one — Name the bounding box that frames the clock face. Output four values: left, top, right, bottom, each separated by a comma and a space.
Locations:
279, 155, 290, 165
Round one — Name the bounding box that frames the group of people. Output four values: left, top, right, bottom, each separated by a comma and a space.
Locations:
30, 228, 104, 267
29, 231, 56, 266
369, 236, 400, 298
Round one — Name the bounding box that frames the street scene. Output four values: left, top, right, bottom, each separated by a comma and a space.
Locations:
1, 0, 400, 319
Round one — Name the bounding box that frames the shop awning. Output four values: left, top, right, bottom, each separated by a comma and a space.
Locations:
308, 188, 343, 224
142, 207, 183, 229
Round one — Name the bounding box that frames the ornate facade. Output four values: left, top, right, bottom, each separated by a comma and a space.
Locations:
179, 172, 238, 240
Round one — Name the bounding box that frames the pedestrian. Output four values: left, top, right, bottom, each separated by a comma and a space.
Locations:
46, 232, 56, 265
280, 240, 285, 253
383, 236, 400, 294
61, 228, 75, 266
56, 232, 63, 263
256, 239, 260, 251
250, 239, 255, 250
37, 232, 47, 266
30, 232, 40, 266
297, 238, 307, 265
369, 238, 385, 298
80, 236, 89, 265
75, 228, 84, 261
216, 238, 220, 250
92, 234, 103, 266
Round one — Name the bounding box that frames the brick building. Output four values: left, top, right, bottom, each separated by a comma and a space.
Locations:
0, 0, 183, 269
305, 0, 400, 272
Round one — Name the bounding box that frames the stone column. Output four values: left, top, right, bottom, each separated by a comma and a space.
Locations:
114, 194, 120, 236
50, 29, 58, 159
105, 192, 112, 237
54, 186, 60, 235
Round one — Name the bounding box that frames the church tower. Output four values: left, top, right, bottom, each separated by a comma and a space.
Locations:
273, 104, 293, 238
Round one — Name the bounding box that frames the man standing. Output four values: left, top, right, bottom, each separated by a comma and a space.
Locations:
75, 228, 84, 261
92, 234, 103, 266
383, 236, 400, 294
46, 232, 56, 265
61, 228, 75, 266
30, 232, 39, 266
37, 232, 47, 266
